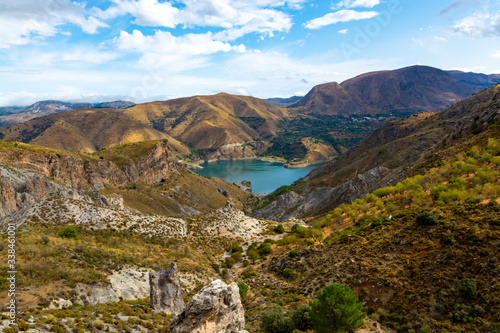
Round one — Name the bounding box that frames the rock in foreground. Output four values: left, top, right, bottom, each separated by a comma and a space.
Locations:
170, 279, 246, 333
149, 262, 185, 315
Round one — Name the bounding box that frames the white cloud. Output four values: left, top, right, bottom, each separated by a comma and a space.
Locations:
94, 0, 294, 41
453, 11, 500, 37
333, 0, 381, 9
304, 10, 379, 29
115, 30, 245, 55
114, 29, 245, 71
0, 0, 107, 48
338, 29, 348, 34
492, 50, 500, 58
434, 36, 447, 42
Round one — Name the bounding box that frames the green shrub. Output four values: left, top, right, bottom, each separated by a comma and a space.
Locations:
273, 224, 285, 234
238, 282, 248, 299
241, 267, 256, 279
247, 250, 260, 262
58, 226, 78, 239
225, 257, 235, 268
309, 283, 366, 333
458, 278, 477, 299
211, 263, 220, 273
416, 212, 438, 226
289, 250, 298, 258
260, 307, 294, 333
231, 246, 243, 253
258, 242, 272, 256
291, 304, 313, 331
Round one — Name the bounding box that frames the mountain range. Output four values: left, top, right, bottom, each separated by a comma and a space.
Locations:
0, 100, 135, 126
0, 65, 499, 333
1, 65, 498, 168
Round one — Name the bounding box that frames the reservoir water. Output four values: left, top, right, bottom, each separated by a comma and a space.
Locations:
193, 159, 321, 194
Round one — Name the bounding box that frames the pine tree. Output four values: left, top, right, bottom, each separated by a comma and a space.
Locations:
309, 283, 366, 333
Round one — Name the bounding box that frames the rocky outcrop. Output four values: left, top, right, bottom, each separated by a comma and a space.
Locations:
253, 166, 391, 221
74, 283, 120, 305
234, 180, 252, 193
0, 175, 16, 217
0, 164, 124, 218
108, 267, 151, 301
0, 141, 178, 190
149, 263, 185, 315
205, 144, 256, 162
170, 279, 246, 333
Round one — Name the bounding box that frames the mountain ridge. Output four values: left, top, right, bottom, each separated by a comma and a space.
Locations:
289, 65, 500, 116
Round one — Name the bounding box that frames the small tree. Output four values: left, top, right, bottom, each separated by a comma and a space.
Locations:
273, 224, 285, 234
58, 226, 78, 239
416, 211, 438, 226
458, 278, 478, 299
291, 304, 313, 331
309, 283, 366, 333
260, 307, 294, 333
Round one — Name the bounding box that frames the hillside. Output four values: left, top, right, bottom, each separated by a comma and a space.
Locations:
121, 93, 287, 149
243, 129, 500, 332
254, 83, 500, 220
289, 65, 500, 116
0, 107, 189, 155
0, 139, 251, 218
0, 94, 288, 162
0, 100, 134, 126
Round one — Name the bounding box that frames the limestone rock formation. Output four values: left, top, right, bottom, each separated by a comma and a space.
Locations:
0, 164, 124, 218
149, 263, 185, 315
170, 279, 246, 333
0, 141, 178, 190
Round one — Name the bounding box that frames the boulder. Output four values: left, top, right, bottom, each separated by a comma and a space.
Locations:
149, 262, 185, 315
170, 279, 245, 333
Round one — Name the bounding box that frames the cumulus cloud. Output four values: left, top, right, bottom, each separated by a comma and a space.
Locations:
453, 11, 500, 37
93, 0, 295, 41
115, 30, 245, 55
332, 0, 381, 9
114, 29, 245, 71
492, 50, 500, 58
0, 0, 107, 48
304, 10, 379, 29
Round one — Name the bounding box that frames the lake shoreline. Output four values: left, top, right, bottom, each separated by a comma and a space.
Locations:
192, 159, 323, 194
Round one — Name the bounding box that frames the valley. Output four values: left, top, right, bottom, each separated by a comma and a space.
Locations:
0, 66, 499, 333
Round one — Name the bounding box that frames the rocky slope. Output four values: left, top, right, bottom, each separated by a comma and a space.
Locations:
0, 140, 178, 189
289, 65, 500, 116
0, 140, 252, 218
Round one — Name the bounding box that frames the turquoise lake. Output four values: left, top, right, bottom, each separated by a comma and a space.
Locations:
193, 159, 321, 194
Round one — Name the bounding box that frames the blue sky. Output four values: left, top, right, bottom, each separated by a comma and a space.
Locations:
0, 0, 499, 106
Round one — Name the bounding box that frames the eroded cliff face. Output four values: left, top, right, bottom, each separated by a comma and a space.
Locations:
0, 141, 178, 189
0, 141, 178, 218
0, 164, 125, 218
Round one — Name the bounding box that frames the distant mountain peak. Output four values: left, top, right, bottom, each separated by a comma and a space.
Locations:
289, 65, 500, 117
